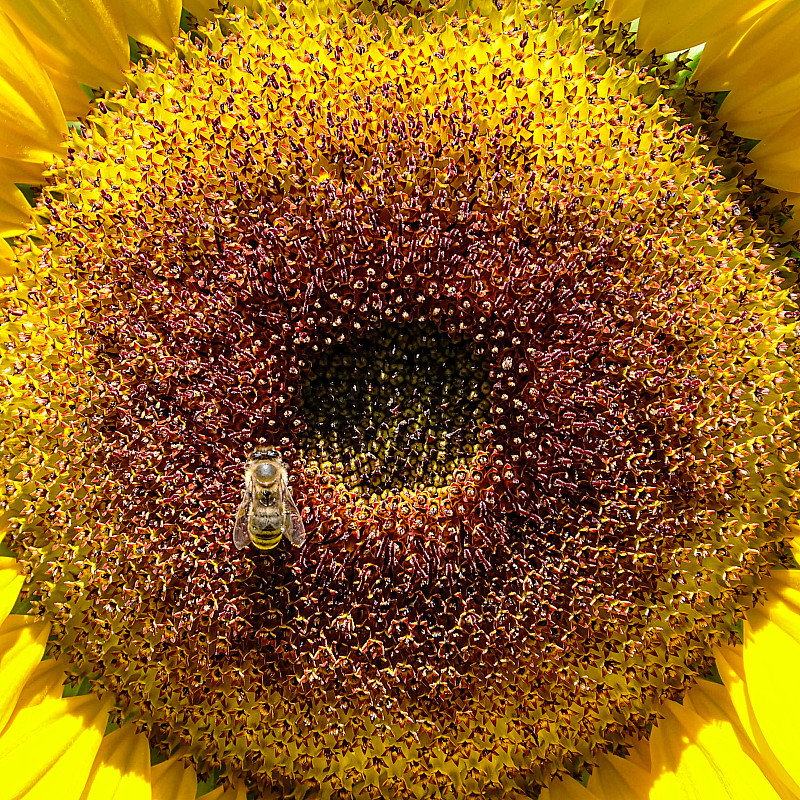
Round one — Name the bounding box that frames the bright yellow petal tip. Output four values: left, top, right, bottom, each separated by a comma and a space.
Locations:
649, 700, 784, 800
0, 0, 129, 94
0, 557, 25, 623
0, 615, 51, 734
78, 723, 151, 800
0, 693, 110, 800
0, 236, 12, 274
742, 571, 800, 796
0, 0, 185, 193
122, 0, 182, 53
12, 657, 68, 711
0, 9, 66, 168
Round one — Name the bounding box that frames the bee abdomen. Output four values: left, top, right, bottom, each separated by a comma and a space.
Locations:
250, 528, 283, 550
249, 514, 283, 550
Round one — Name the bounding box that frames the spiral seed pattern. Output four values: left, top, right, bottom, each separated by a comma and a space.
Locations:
1, 1, 798, 796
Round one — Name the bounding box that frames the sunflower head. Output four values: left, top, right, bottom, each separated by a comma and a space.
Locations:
2, 0, 798, 795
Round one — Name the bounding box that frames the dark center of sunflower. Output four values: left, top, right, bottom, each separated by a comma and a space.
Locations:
296, 323, 490, 500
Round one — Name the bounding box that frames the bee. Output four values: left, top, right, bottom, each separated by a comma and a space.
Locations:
233, 449, 306, 551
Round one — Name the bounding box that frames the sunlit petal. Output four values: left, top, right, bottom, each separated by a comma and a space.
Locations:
0, 183, 36, 238
714, 77, 800, 143
38, 66, 97, 121
636, 0, 785, 57
0, 615, 51, 734
693, 1, 796, 87
0, 237, 15, 275
0, 560, 229, 799
743, 571, 800, 795
0, 10, 66, 167
602, 0, 644, 24
0, 156, 58, 187
649, 700, 783, 799
685, 674, 754, 756
121, 0, 182, 53
0, 693, 109, 800
747, 112, 800, 193
150, 754, 197, 800
603, 0, 800, 196
698, 7, 800, 140
13, 658, 68, 710
0, 557, 25, 623
715, 646, 800, 797
587, 752, 650, 799
0, 0, 129, 97
78, 723, 151, 800
686, 668, 800, 799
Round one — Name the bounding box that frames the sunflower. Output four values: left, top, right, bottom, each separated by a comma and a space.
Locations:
1, 1, 800, 799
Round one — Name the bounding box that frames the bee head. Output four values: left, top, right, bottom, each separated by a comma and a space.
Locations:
251, 448, 280, 461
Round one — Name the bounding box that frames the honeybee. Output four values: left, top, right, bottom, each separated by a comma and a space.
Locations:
232, 449, 306, 551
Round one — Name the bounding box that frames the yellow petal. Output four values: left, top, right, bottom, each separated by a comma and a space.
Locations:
122, 0, 182, 53
689, 667, 754, 755
0, 693, 109, 800
37, 66, 94, 120
587, 752, 651, 800
716, 79, 800, 143
603, 0, 644, 25
0, 614, 51, 734
682, 675, 797, 797
540, 776, 602, 800
649, 700, 783, 799
714, 644, 800, 799
0, 237, 15, 276
782, 194, 800, 235
181, 0, 217, 19
624, 0, 800, 147
150, 754, 197, 800
743, 571, 800, 795
13, 657, 68, 710
0, 558, 24, 624
636, 0, 784, 57
0, 182, 35, 237
695, 1, 797, 90
0, 9, 66, 164
748, 111, 800, 193
0, 0, 129, 110
79, 723, 151, 800
626, 738, 651, 773
0, 155, 55, 185
701, 6, 800, 140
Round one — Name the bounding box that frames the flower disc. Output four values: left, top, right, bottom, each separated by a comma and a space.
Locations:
2, 0, 799, 796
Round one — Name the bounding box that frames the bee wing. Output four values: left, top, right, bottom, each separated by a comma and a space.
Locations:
232, 487, 253, 550
279, 476, 306, 546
